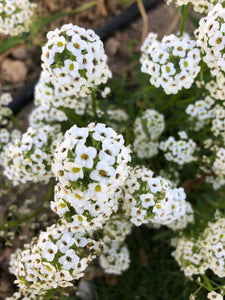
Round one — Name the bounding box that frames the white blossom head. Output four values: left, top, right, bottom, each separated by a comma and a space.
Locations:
41, 24, 112, 96
9, 222, 103, 297
195, 4, 225, 75
159, 133, 197, 165
140, 33, 201, 94
165, 0, 221, 14
99, 242, 130, 275
206, 72, 225, 101
206, 147, 225, 189
172, 236, 208, 277
121, 166, 187, 226
133, 109, 164, 159
2, 125, 62, 185
0, 0, 36, 36
0, 93, 13, 126
51, 123, 131, 230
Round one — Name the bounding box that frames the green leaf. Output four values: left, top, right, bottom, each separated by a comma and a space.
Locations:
0, 36, 24, 55
31, 1, 97, 34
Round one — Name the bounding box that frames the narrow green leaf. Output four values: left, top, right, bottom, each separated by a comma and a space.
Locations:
32, 1, 97, 34
0, 36, 24, 55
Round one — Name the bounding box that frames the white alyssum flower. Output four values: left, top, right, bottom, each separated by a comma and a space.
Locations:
8, 222, 103, 297
0, 0, 36, 36
159, 133, 197, 165
172, 236, 209, 278
140, 32, 200, 94
102, 215, 133, 245
167, 202, 194, 231
99, 242, 130, 275
133, 109, 165, 159
165, 0, 223, 14
207, 291, 223, 300
52, 123, 131, 231
41, 24, 112, 97
0, 92, 13, 126
195, 4, 225, 75
120, 166, 187, 226
206, 72, 225, 101
34, 71, 92, 113
2, 125, 62, 185
173, 216, 225, 280
206, 147, 225, 189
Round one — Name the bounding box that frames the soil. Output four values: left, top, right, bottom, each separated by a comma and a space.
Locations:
0, 0, 196, 298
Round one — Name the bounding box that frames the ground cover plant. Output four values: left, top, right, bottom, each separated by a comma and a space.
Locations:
1, 0, 225, 299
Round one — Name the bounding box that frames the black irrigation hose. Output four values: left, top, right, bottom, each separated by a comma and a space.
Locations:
9, 0, 163, 114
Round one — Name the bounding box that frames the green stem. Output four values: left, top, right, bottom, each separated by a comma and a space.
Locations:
91, 91, 97, 119
44, 177, 55, 203
193, 283, 204, 295
179, 3, 190, 37
8, 115, 26, 132
138, 93, 149, 117
0, 208, 44, 229
202, 274, 213, 291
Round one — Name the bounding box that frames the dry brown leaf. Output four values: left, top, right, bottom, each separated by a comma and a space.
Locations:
45, 0, 57, 12
96, 0, 107, 17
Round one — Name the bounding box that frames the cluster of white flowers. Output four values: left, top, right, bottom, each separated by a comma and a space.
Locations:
0, 0, 36, 36
0, 93, 19, 160
41, 24, 112, 97
202, 217, 225, 278
2, 125, 62, 185
8, 222, 103, 298
0, 128, 21, 158
133, 109, 164, 159
186, 96, 215, 122
173, 217, 225, 280
34, 71, 87, 112
186, 96, 215, 130
206, 147, 225, 189
186, 95, 225, 142
29, 105, 68, 129
195, 4, 225, 75
165, 0, 224, 14
99, 216, 132, 274
140, 33, 200, 94
121, 166, 187, 226
159, 132, 197, 165
167, 202, 194, 231
0, 92, 13, 126
172, 237, 208, 277
51, 123, 131, 231
99, 243, 130, 275
211, 104, 225, 141
205, 72, 225, 101
106, 108, 128, 131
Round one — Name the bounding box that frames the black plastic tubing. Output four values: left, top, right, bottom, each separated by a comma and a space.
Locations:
9, 0, 162, 114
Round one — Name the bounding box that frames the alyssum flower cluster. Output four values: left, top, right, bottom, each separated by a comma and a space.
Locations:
2, 1, 225, 299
